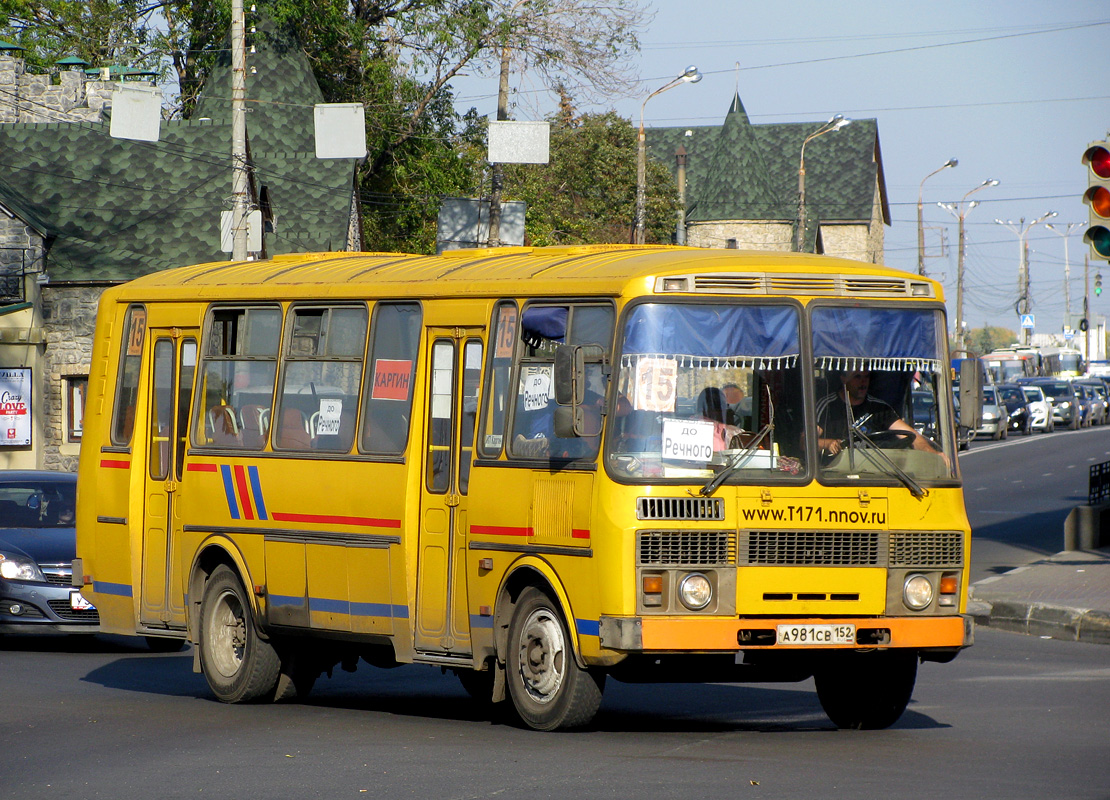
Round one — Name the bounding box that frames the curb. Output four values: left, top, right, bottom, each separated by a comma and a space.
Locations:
967, 598, 1110, 645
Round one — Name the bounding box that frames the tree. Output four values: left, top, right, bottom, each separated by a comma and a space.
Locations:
504, 110, 679, 246
1, 0, 163, 73
962, 326, 1018, 357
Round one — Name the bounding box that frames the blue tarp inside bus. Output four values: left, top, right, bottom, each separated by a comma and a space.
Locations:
621, 304, 799, 362
811, 307, 941, 371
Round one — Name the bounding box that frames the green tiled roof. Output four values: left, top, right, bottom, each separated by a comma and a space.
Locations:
0, 19, 357, 282
647, 95, 888, 229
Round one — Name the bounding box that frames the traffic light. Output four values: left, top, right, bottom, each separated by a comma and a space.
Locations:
1083, 141, 1110, 261
1098, 271, 1104, 297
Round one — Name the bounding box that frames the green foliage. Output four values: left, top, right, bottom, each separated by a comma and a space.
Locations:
504, 112, 679, 246
963, 326, 1019, 357
2, 0, 650, 254
1, 0, 164, 74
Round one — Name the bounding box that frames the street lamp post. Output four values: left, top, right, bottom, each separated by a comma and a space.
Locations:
917, 158, 958, 275
795, 114, 851, 252
636, 65, 701, 245
937, 179, 999, 352
996, 211, 1057, 345
1044, 221, 1086, 328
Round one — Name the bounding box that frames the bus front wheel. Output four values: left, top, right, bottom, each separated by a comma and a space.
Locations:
506, 587, 604, 731
815, 650, 917, 730
199, 565, 280, 704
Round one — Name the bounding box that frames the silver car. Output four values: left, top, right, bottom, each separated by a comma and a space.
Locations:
975, 386, 1009, 440
1021, 385, 1054, 432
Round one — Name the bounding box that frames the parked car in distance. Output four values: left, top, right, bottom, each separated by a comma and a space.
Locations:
976, 385, 1010, 440
1017, 378, 1082, 430
0, 470, 98, 634
1021, 384, 1054, 433
996, 383, 1032, 435
1078, 381, 1108, 426
911, 390, 939, 441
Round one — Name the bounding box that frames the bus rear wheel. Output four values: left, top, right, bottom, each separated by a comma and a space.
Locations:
199, 565, 280, 704
815, 650, 917, 730
506, 587, 604, 731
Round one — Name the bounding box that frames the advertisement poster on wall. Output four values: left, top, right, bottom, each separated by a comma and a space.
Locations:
0, 368, 32, 446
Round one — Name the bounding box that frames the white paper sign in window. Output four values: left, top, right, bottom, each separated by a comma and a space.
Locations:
316, 399, 343, 436
633, 357, 677, 413
661, 418, 714, 462
520, 365, 553, 412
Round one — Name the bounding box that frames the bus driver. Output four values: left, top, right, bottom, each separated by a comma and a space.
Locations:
816, 368, 943, 460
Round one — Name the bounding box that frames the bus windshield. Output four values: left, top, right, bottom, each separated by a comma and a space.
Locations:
812, 306, 954, 484
606, 303, 954, 486
608, 302, 805, 481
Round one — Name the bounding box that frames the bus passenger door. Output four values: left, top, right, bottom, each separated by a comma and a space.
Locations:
415, 331, 483, 654
140, 330, 197, 631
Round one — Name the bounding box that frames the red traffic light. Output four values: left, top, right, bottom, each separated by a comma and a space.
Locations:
1085, 145, 1110, 179
1084, 142, 1110, 261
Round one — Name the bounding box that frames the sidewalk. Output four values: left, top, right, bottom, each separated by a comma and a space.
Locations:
968, 547, 1110, 645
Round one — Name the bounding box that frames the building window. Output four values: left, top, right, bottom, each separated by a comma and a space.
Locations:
66, 376, 87, 442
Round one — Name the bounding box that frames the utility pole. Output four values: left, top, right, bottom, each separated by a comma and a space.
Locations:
485, 44, 510, 248
675, 145, 687, 245
230, 0, 249, 261
1085, 253, 1091, 363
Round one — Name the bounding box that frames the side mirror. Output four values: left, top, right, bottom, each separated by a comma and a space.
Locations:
959, 360, 983, 430
554, 345, 585, 406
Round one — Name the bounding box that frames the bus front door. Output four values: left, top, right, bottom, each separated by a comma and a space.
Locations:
139, 330, 197, 631
415, 331, 483, 655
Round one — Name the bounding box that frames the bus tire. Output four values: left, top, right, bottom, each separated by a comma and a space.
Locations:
506, 587, 604, 731
815, 650, 917, 730
199, 565, 280, 704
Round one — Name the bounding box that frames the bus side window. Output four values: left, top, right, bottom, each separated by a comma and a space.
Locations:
194, 306, 281, 449
361, 302, 422, 455
276, 304, 368, 454
111, 304, 146, 445
478, 301, 517, 458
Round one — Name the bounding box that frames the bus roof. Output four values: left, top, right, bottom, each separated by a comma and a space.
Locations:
107, 245, 942, 303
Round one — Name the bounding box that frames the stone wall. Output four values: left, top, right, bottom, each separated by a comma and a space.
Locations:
686, 220, 794, 251
0, 204, 45, 301
1, 55, 128, 124
40, 285, 104, 473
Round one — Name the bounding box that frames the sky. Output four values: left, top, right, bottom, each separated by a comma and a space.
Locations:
449, 0, 1110, 338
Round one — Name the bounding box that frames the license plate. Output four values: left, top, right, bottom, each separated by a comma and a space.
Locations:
776, 623, 855, 645
70, 591, 95, 611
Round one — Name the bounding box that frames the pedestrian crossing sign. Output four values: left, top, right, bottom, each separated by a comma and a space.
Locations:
1020, 314, 1035, 329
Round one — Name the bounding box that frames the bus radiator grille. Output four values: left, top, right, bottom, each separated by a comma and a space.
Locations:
636, 496, 724, 521
638, 530, 736, 566
742, 531, 880, 566
888, 531, 964, 568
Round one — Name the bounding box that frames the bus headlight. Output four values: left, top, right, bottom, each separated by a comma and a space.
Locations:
678, 573, 712, 610
903, 574, 934, 610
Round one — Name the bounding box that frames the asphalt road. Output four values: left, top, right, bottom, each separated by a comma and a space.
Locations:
2, 627, 1108, 800
960, 423, 1110, 581
5, 427, 1110, 799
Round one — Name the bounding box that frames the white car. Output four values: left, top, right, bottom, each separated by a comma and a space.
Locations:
1021, 385, 1054, 433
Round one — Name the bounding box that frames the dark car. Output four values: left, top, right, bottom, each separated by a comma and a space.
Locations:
0, 470, 98, 633
1017, 378, 1083, 430
996, 383, 1032, 435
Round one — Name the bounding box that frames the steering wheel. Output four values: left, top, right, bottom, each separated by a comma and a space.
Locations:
866, 429, 917, 448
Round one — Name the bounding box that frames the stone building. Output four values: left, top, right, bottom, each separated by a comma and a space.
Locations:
647, 94, 889, 261
0, 28, 362, 472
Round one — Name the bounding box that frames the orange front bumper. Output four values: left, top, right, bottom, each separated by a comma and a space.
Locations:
640, 615, 970, 651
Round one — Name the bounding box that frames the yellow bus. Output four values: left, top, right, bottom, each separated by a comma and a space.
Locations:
74, 245, 979, 731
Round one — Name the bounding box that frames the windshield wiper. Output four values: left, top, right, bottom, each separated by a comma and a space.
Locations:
698, 423, 773, 497
843, 425, 927, 499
